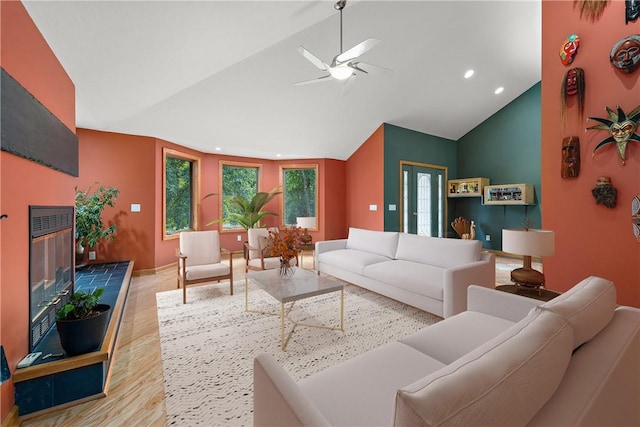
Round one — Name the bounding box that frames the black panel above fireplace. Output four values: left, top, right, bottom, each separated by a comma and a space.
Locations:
0, 67, 78, 176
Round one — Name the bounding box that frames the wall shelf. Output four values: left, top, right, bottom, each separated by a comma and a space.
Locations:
484, 183, 535, 205
448, 177, 489, 198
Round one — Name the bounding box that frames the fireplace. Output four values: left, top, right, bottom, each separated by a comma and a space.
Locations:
29, 206, 74, 350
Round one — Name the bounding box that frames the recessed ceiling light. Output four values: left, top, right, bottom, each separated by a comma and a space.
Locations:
494, 87, 504, 95
276, 154, 282, 158
464, 69, 474, 79
215, 147, 221, 151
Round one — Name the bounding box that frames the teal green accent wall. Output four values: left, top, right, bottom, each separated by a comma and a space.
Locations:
454, 82, 542, 250
383, 123, 457, 231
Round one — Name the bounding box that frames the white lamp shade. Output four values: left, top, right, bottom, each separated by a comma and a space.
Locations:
502, 229, 555, 257
296, 217, 316, 229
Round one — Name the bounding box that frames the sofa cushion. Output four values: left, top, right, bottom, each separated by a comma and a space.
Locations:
317, 249, 391, 276
541, 276, 616, 349
346, 227, 399, 259
399, 311, 516, 364
299, 342, 446, 427
395, 308, 574, 427
395, 233, 481, 268
362, 260, 443, 300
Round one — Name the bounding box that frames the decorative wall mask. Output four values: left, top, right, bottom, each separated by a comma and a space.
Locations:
560, 34, 581, 65
592, 176, 617, 208
560, 68, 585, 123
574, 0, 609, 22
561, 136, 581, 178
586, 104, 640, 165
632, 195, 640, 242
627, 0, 640, 24
610, 35, 640, 73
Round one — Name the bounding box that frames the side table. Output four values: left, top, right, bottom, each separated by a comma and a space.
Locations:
495, 284, 560, 302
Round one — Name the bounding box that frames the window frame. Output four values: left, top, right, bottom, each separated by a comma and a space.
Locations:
218, 160, 262, 232
279, 163, 319, 229
163, 147, 200, 240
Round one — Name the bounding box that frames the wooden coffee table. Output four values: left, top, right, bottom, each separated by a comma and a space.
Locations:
245, 268, 344, 350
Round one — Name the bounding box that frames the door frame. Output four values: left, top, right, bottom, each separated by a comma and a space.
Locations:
398, 160, 448, 235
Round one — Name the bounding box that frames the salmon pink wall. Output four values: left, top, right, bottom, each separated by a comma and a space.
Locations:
77, 129, 156, 269
0, 1, 76, 419
322, 159, 347, 240
0, 1, 75, 131
542, 1, 640, 306
346, 125, 385, 230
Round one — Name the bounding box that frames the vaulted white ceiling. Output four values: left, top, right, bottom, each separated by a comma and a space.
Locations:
23, 1, 541, 160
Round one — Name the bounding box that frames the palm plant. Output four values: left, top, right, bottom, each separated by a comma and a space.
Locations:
205, 188, 281, 229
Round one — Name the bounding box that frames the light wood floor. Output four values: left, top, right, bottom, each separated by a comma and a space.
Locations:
19, 253, 531, 426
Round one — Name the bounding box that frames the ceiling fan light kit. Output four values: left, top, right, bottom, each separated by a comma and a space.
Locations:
295, 0, 385, 86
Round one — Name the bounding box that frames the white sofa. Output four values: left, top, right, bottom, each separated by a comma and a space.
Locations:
314, 227, 495, 318
254, 276, 640, 426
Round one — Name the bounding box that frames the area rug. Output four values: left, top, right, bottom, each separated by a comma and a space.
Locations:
156, 279, 441, 426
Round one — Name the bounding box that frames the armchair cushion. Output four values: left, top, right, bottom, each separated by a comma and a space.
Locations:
180, 230, 221, 265
185, 263, 231, 281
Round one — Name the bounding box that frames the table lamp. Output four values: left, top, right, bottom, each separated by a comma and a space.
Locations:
296, 217, 316, 244
502, 228, 555, 294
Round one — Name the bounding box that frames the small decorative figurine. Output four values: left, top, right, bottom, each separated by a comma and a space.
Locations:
592, 177, 617, 208
560, 34, 580, 66
560, 68, 585, 123
561, 136, 581, 178
586, 104, 640, 165
627, 0, 640, 24
610, 35, 640, 73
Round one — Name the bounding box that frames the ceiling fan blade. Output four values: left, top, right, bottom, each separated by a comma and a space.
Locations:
298, 46, 329, 71
336, 38, 380, 63
294, 75, 334, 86
354, 61, 393, 74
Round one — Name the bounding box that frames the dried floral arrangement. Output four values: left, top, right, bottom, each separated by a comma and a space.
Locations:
268, 227, 302, 262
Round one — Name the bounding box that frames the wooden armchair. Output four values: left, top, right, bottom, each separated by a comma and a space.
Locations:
177, 230, 233, 304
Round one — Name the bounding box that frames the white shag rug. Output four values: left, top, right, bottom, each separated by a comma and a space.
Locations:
156, 278, 441, 426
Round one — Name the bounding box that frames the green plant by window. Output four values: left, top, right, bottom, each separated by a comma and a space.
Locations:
206, 188, 281, 230
75, 184, 119, 248
221, 164, 259, 229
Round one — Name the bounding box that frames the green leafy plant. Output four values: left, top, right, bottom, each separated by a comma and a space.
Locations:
75, 184, 120, 247
56, 288, 105, 321
205, 188, 281, 229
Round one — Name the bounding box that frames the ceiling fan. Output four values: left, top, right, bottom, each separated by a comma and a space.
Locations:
295, 0, 383, 86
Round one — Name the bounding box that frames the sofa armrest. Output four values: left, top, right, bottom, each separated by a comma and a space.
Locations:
467, 285, 543, 322
441, 252, 496, 318
254, 353, 331, 427
314, 239, 347, 270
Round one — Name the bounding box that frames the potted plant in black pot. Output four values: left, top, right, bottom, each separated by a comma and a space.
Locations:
75, 184, 120, 264
55, 288, 110, 356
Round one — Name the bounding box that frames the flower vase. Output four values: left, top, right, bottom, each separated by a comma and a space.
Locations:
278, 258, 295, 278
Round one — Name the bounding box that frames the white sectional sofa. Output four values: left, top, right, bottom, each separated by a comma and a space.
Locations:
314, 227, 495, 318
254, 276, 640, 426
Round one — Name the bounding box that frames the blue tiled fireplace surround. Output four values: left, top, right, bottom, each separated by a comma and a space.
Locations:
13, 261, 133, 416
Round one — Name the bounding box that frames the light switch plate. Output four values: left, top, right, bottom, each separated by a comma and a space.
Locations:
369, 204, 378, 211
131, 203, 141, 212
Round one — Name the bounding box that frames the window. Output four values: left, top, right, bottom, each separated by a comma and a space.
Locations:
220, 161, 260, 230
163, 148, 200, 238
281, 165, 318, 227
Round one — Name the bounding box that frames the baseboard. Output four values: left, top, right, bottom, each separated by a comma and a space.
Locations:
1, 406, 20, 427
133, 262, 176, 276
